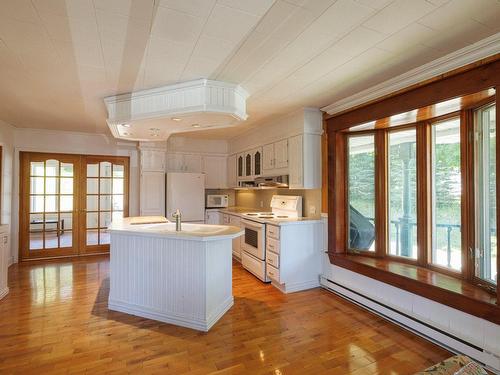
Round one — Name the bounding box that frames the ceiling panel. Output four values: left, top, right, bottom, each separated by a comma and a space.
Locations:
151, 6, 205, 45
158, 0, 216, 18
0, 0, 498, 139
32, 0, 95, 19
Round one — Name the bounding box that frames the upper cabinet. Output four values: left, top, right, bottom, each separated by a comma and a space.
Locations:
237, 153, 244, 178
203, 156, 227, 189
227, 154, 237, 188
254, 149, 262, 176
141, 149, 165, 172
166, 153, 202, 173
288, 134, 321, 189
263, 140, 288, 171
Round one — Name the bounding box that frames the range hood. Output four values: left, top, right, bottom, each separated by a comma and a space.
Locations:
104, 79, 249, 142
236, 175, 289, 189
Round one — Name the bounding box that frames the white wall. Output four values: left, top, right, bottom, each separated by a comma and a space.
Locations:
11, 127, 139, 263
0, 121, 15, 263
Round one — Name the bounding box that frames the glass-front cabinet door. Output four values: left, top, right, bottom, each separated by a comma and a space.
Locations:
20, 153, 80, 259
80, 156, 129, 254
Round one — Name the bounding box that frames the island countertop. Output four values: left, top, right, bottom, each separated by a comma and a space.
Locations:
108, 217, 243, 242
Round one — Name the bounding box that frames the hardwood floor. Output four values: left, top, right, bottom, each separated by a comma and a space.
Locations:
0, 256, 450, 374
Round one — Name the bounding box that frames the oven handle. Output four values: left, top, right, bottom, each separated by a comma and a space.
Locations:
241, 219, 264, 230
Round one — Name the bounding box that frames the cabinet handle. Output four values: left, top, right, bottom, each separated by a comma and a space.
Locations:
268, 258, 274, 265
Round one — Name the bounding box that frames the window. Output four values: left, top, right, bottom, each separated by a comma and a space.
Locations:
388, 129, 417, 259
431, 117, 462, 271
348, 134, 375, 252
474, 104, 497, 285
338, 100, 497, 295
326, 60, 499, 320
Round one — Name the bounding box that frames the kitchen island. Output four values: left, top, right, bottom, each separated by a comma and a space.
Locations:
107, 217, 243, 331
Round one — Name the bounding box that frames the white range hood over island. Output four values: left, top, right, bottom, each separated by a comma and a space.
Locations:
107, 217, 243, 331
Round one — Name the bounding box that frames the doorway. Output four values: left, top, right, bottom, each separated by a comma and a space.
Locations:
19, 152, 129, 260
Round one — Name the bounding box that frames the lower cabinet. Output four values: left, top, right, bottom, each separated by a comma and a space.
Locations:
229, 215, 241, 260
265, 222, 323, 293
140, 171, 165, 216
205, 210, 221, 224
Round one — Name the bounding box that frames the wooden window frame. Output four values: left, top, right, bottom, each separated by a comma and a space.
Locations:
326, 56, 500, 324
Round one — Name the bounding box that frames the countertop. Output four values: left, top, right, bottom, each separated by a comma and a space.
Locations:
108, 217, 243, 241
216, 207, 324, 226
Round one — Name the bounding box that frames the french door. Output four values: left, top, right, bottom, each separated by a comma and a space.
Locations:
20, 152, 129, 260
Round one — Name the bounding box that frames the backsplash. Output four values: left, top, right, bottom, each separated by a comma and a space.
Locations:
235, 189, 321, 218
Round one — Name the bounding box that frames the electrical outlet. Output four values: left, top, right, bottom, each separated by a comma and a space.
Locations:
309, 206, 316, 215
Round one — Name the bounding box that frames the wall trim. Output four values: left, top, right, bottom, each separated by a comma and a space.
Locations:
321, 33, 500, 116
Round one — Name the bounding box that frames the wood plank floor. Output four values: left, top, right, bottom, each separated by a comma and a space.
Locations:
0, 256, 450, 374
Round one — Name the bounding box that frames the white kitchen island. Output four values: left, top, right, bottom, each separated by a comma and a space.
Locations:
107, 217, 243, 331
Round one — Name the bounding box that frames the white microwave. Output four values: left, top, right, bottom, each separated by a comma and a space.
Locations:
206, 194, 229, 208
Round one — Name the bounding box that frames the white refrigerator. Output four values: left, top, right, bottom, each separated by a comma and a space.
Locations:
166, 173, 205, 223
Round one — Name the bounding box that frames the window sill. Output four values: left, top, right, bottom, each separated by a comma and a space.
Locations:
328, 253, 499, 324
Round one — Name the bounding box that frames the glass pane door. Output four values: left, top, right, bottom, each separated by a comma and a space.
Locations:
81, 157, 128, 253
21, 153, 79, 259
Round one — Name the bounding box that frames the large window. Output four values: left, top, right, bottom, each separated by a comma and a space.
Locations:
348, 135, 375, 252
340, 102, 497, 292
475, 104, 497, 285
431, 117, 462, 271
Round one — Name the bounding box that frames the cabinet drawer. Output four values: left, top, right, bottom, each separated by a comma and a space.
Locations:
266, 224, 280, 240
266, 237, 280, 254
266, 250, 279, 268
266, 264, 280, 282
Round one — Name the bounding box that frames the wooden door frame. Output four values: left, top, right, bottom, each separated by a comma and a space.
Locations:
78, 155, 130, 255
19, 152, 81, 261
19, 152, 130, 261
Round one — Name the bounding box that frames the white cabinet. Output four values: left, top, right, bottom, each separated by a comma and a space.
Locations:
265, 221, 323, 293
229, 215, 241, 260
166, 153, 202, 173
262, 143, 274, 170
184, 154, 202, 172
202, 156, 227, 189
139, 144, 166, 217
288, 134, 321, 189
263, 140, 288, 171
205, 210, 221, 224
274, 139, 288, 168
227, 154, 237, 188
0, 226, 9, 300
288, 135, 303, 188
141, 150, 165, 171
140, 172, 165, 216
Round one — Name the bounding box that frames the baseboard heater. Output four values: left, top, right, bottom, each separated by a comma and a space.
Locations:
320, 276, 500, 374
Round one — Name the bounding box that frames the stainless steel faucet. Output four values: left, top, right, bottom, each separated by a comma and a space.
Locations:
172, 209, 182, 231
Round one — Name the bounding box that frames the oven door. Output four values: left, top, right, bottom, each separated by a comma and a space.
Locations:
241, 219, 265, 260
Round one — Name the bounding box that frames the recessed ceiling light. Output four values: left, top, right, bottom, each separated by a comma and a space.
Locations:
192, 124, 201, 128
123, 132, 129, 136
121, 123, 130, 128
171, 117, 182, 122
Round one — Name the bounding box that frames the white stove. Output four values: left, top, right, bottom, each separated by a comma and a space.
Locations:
240, 195, 302, 282
242, 195, 303, 220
